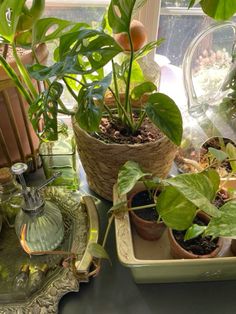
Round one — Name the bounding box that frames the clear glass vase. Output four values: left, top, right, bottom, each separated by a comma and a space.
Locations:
182, 21, 236, 147
39, 122, 79, 191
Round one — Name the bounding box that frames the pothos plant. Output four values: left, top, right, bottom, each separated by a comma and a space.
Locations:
0, 0, 86, 132
115, 160, 236, 241
86, 156, 236, 265
28, 0, 183, 145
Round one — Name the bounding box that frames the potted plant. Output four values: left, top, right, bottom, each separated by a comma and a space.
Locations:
28, 0, 183, 200
0, 0, 79, 170
115, 160, 236, 259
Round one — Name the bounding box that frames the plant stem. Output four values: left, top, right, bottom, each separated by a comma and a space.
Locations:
3, 44, 8, 58
12, 43, 38, 100
112, 59, 122, 119
104, 104, 114, 120
63, 74, 86, 87
32, 48, 74, 115
134, 111, 146, 132
124, 32, 134, 124
0, 55, 33, 105
130, 203, 156, 211
62, 77, 77, 101
108, 87, 133, 128
102, 215, 114, 247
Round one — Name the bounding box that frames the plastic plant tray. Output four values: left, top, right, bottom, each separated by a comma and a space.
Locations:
113, 183, 236, 284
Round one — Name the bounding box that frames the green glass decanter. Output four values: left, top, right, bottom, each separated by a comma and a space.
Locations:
12, 163, 64, 255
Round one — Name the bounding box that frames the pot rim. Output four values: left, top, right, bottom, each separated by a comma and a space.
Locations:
72, 117, 176, 148
168, 212, 223, 259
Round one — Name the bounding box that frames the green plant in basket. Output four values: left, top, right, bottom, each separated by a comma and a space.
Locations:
28, 0, 182, 145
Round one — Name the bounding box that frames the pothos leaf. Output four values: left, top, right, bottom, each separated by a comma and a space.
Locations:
88, 243, 111, 263
164, 172, 220, 217
145, 93, 183, 146
184, 224, 206, 241
208, 147, 228, 162
201, 169, 220, 198
226, 143, 236, 173
157, 186, 197, 230
205, 200, 236, 238
117, 161, 150, 195
131, 82, 157, 100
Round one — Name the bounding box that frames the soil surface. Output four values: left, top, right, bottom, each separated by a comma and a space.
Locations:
0, 45, 27, 61
173, 216, 219, 255
213, 189, 229, 208
130, 190, 159, 221
94, 116, 163, 144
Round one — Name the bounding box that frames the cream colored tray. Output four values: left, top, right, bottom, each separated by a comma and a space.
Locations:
113, 184, 236, 284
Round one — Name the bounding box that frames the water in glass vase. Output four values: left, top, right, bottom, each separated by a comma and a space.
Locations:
39, 123, 79, 191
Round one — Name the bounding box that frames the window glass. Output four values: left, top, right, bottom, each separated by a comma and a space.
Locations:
44, 6, 106, 25
158, 0, 236, 66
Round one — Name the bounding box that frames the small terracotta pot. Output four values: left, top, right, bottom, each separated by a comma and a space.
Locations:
168, 212, 223, 259
128, 189, 166, 241
230, 239, 236, 255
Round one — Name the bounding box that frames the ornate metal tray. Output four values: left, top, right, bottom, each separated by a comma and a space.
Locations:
0, 187, 99, 313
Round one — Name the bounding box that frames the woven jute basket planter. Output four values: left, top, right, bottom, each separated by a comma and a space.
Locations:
0, 44, 48, 171
73, 119, 177, 201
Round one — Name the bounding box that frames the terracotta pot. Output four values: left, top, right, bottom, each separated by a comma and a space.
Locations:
231, 239, 236, 255
127, 186, 165, 241
0, 44, 48, 170
73, 120, 177, 201
168, 212, 223, 259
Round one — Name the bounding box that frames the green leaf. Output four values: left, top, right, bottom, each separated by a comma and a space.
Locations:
88, 243, 111, 263
157, 186, 197, 230
0, 55, 32, 105
15, 30, 32, 48
117, 161, 150, 195
164, 173, 220, 217
206, 200, 236, 238
0, 0, 25, 42
27, 63, 65, 80
131, 82, 157, 100
75, 92, 102, 132
75, 73, 112, 132
121, 39, 164, 74
32, 18, 84, 45
143, 177, 162, 191
16, 0, 45, 32
108, 201, 127, 214
108, 0, 146, 34
59, 28, 122, 74
29, 81, 63, 141
200, 0, 236, 20
226, 143, 236, 173
184, 224, 206, 241
202, 169, 220, 198
188, 0, 201, 8
145, 93, 183, 146
208, 147, 228, 162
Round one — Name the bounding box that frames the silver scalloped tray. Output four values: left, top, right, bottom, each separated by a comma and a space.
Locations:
0, 187, 99, 313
